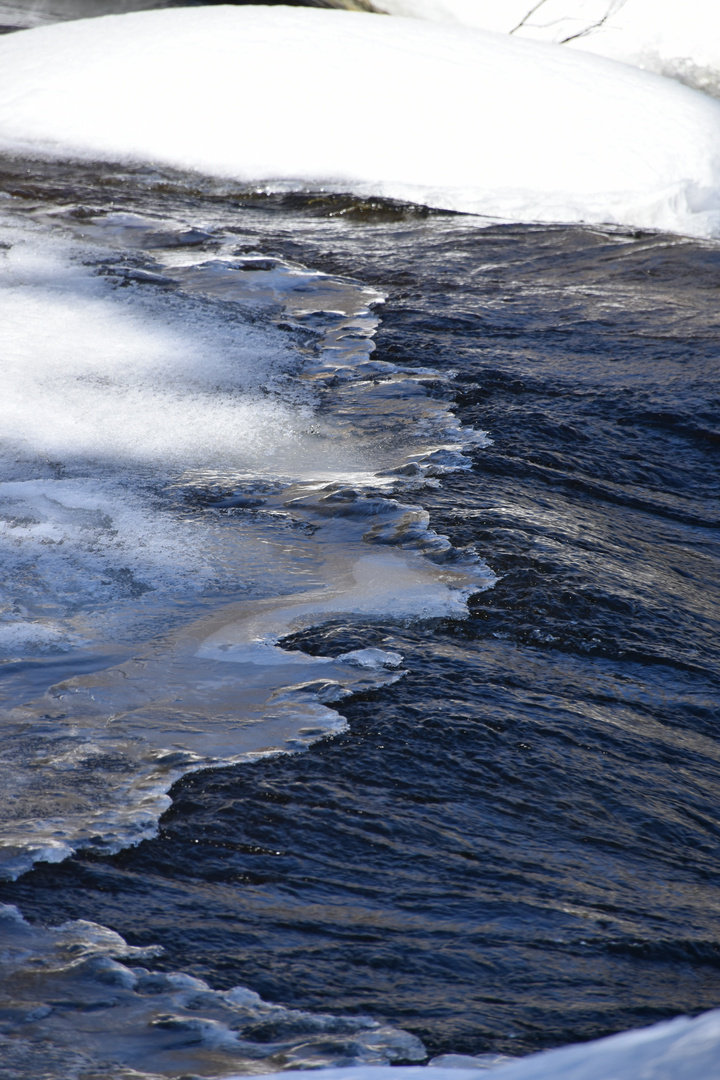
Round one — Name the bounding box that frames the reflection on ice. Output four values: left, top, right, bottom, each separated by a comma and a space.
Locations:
0, 226, 314, 470
0, 196, 489, 1075
0, 485, 490, 880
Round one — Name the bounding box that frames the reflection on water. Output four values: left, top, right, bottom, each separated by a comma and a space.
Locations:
0, 157, 719, 1068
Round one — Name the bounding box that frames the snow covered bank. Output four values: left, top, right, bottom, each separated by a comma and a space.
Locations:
2, 6, 720, 236
378, 0, 720, 98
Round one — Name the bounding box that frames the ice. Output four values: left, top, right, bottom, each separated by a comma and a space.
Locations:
5, 894, 715, 1079
378, 1, 720, 98
3, 17, 715, 1072
0, 219, 325, 657
0, 485, 490, 880
234, 1005, 720, 1077
0, 904, 425, 1077
1, 7, 720, 235
0, 228, 312, 471
0, 208, 483, 661
0, 204, 494, 878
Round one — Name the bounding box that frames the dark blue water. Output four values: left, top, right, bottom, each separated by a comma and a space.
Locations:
1, 161, 720, 1059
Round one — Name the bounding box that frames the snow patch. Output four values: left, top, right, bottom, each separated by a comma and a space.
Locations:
378, 0, 720, 98
1, 7, 720, 235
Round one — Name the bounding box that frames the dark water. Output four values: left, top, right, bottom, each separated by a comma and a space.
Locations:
1, 159, 720, 1059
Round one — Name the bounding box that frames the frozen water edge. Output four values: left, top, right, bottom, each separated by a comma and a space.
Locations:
0, 202, 494, 880
0, 903, 426, 1076
0, 184, 498, 1077
4, 897, 718, 1079
7, 169, 717, 1080
1, 171, 717, 1080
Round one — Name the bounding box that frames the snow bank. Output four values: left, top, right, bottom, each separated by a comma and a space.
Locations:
233, 1006, 720, 1079
2, 6, 720, 235
378, 0, 720, 98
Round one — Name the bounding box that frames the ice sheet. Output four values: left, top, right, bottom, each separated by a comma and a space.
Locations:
0, 226, 314, 471
1, 7, 720, 235
0, 196, 497, 1076
0, 204, 494, 879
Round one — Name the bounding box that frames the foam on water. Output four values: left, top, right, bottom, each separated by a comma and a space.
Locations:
2, 7, 720, 236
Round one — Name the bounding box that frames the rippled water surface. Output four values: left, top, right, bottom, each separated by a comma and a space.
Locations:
1, 158, 719, 1065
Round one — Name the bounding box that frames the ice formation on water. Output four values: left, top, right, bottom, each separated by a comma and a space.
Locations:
1, 7, 719, 1079
1, 895, 718, 1079
0, 903, 426, 1077
1, 6, 720, 235
0, 184, 494, 1073
377, 0, 720, 98
0, 204, 491, 881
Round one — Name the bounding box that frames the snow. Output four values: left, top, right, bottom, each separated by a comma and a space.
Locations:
1, 6, 720, 235
0, 229, 308, 471
232, 1006, 720, 1079
377, 0, 720, 97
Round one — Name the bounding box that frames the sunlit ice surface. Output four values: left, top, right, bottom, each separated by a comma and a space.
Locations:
0, 190, 493, 878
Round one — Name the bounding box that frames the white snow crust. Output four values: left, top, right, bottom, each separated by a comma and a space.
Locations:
2, 6, 720, 235
378, 0, 720, 97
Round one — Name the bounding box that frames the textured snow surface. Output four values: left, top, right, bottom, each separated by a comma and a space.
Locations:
2, 6, 720, 235
378, 0, 720, 97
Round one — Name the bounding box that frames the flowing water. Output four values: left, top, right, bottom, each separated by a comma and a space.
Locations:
0, 156, 719, 1077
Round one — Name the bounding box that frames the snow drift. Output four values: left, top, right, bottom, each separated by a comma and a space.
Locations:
377, 0, 720, 98
1, 6, 720, 235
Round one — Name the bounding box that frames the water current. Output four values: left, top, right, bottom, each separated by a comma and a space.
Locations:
0, 156, 719, 1077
